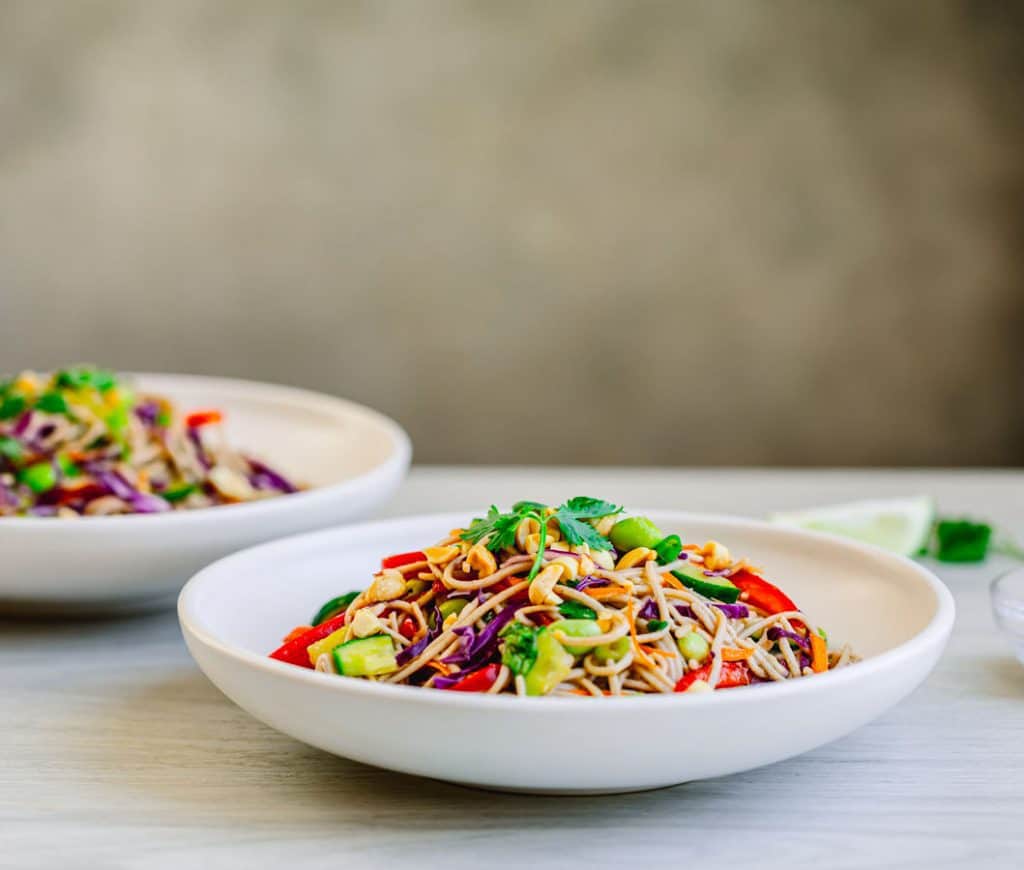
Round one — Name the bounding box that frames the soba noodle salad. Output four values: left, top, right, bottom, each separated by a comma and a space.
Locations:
0, 366, 299, 517
270, 498, 857, 696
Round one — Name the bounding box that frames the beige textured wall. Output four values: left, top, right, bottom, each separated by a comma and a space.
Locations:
1, 1, 1022, 466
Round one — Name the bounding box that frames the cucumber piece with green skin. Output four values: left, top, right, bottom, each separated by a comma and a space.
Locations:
671, 564, 741, 603
332, 635, 398, 676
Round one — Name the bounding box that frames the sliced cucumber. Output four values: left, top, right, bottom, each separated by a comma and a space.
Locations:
671, 564, 741, 603
332, 635, 398, 677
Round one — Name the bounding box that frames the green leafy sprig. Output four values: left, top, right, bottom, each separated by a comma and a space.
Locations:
461, 496, 623, 582
920, 517, 1024, 563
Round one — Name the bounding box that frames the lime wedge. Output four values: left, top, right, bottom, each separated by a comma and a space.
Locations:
770, 496, 935, 556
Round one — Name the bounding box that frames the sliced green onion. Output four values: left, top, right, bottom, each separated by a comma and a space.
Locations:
161, 483, 198, 503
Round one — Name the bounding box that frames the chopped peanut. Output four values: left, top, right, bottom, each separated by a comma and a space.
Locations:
528, 564, 565, 606
367, 569, 406, 602
350, 608, 383, 638
465, 543, 497, 577
423, 545, 460, 565
701, 540, 732, 572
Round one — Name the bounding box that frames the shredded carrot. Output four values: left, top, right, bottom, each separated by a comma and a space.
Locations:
639, 645, 675, 660
283, 625, 313, 643
661, 572, 685, 591
426, 660, 452, 676
587, 585, 632, 600
810, 632, 828, 673
627, 600, 656, 669
682, 544, 700, 551
721, 647, 754, 662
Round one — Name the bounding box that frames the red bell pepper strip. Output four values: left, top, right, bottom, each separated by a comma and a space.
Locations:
442, 663, 501, 692
185, 409, 223, 428
381, 550, 427, 570
269, 612, 348, 668
398, 617, 417, 639
56, 482, 108, 506
730, 569, 799, 615
674, 661, 752, 692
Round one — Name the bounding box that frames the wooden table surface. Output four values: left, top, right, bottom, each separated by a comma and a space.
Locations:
2, 468, 1022, 870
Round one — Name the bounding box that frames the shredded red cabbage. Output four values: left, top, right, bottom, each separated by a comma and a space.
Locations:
767, 626, 810, 651
441, 597, 525, 668
637, 598, 659, 621
575, 575, 610, 591
135, 402, 160, 426
12, 412, 32, 436
675, 602, 750, 620
247, 458, 298, 494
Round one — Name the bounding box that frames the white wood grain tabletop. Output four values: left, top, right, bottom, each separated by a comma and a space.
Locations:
1, 468, 1022, 870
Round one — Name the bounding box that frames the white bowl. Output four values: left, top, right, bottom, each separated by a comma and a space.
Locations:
0, 373, 410, 613
179, 510, 955, 794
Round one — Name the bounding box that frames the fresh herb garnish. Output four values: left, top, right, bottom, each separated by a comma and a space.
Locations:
558, 600, 597, 620
35, 392, 69, 415
462, 505, 531, 553
931, 519, 993, 563
55, 366, 118, 393
553, 497, 622, 550
500, 622, 540, 675
0, 395, 26, 420
647, 619, 668, 632
462, 497, 622, 582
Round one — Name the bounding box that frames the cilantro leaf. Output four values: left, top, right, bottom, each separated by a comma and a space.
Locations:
647, 619, 668, 632
55, 366, 118, 393
933, 519, 992, 563
35, 392, 68, 415
552, 496, 622, 551
0, 395, 26, 420
556, 515, 614, 550
558, 600, 597, 620
461, 505, 523, 552
558, 497, 622, 520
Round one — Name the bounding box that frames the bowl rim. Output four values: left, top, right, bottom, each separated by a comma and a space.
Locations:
178, 509, 956, 713
0, 372, 412, 529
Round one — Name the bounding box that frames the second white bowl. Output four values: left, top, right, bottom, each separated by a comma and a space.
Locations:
0, 373, 410, 612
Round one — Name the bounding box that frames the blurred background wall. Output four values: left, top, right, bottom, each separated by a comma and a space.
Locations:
1, 0, 1022, 466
